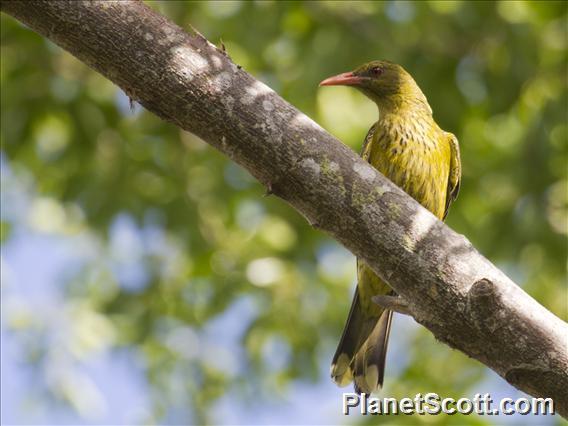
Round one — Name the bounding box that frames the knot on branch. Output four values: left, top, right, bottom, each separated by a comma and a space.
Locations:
467, 278, 504, 334
469, 278, 496, 298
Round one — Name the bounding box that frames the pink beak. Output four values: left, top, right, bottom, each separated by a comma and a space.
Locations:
319, 71, 363, 87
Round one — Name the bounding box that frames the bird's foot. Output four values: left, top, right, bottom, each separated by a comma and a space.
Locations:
372, 294, 411, 316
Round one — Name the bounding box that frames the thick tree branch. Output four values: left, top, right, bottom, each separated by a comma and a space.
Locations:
2, 0, 567, 416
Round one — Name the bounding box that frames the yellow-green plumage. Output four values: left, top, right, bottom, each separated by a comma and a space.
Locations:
320, 60, 461, 394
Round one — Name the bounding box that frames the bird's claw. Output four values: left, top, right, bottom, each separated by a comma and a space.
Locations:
372, 294, 411, 316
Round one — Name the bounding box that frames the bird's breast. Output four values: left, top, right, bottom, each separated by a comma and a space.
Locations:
366, 118, 450, 219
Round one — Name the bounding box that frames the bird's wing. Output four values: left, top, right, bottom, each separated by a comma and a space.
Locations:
444, 132, 461, 220
360, 122, 378, 162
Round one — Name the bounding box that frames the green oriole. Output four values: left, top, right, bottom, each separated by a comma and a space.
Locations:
320, 60, 461, 394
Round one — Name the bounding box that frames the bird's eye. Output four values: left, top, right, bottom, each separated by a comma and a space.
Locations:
370, 66, 383, 76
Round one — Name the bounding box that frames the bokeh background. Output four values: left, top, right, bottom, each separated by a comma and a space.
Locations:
1, 1, 566, 425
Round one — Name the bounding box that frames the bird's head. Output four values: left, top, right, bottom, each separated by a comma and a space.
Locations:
320, 60, 428, 111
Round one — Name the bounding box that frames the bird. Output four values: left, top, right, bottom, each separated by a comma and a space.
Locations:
319, 60, 461, 394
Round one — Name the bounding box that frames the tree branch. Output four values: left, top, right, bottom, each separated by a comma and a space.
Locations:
2, 0, 567, 416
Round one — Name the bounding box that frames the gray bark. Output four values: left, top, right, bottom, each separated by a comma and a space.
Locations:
2, 0, 567, 416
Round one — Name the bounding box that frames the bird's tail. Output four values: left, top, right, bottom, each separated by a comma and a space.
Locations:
331, 287, 393, 394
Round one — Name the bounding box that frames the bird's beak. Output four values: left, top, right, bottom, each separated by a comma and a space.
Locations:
319, 71, 363, 87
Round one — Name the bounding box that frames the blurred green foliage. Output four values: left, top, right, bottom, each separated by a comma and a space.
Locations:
1, 1, 566, 424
